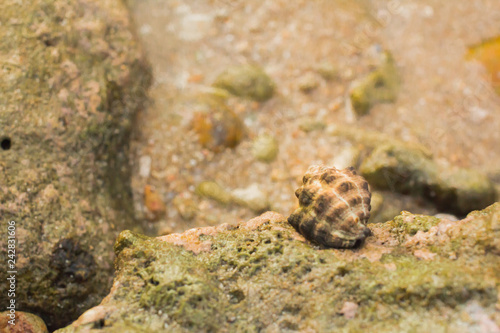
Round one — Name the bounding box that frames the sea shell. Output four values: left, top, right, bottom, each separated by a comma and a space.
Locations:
288, 165, 372, 248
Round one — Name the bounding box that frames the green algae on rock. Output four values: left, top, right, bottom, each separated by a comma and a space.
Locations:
0, 0, 151, 330
384, 211, 442, 243
349, 51, 399, 116
331, 126, 494, 218
55, 204, 500, 332
212, 64, 275, 102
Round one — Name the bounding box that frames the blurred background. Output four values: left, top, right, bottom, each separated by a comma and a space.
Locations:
127, 0, 500, 236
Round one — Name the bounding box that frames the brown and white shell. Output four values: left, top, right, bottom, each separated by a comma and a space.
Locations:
288, 165, 372, 248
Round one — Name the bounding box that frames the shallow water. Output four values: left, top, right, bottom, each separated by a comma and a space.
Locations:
128, 0, 500, 235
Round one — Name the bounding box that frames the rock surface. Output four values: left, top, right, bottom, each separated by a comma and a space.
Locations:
0, 0, 151, 330
360, 142, 497, 215
56, 205, 500, 332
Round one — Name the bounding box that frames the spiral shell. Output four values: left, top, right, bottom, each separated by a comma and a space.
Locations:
288, 165, 372, 248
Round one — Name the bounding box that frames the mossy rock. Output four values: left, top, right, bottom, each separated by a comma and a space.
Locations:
298, 117, 327, 133
56, 205, 500, 332
360, 143, 496, 215
360, 143, 440, 196
314, 61, 338, 81
434, 167, 497, 216
385, 212, 441, 242
212, 65, 275, 102
0, 0, 151, 330
231, 184, 270, 213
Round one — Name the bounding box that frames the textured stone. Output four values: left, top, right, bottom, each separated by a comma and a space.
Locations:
0, 0, 151, 330
56, 204, 500, 332
360, 143, 496, 215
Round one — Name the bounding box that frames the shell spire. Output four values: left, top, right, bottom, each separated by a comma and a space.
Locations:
288, 165, 372, 248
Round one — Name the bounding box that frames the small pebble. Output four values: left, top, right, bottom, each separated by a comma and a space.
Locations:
231, 184, 270, 213
139, 155, 152, 178
196, 181, 232, 205
297, 72, 320, 93
314, 61, 338, 81
298, 117, 326, 133
213, 65, 275, 102
252, 134, 279, 163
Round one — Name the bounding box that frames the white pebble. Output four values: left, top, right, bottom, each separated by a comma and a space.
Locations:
139, 155, 152, 178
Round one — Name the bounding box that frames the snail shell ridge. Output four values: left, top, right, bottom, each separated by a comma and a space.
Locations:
288, 165, 372, 248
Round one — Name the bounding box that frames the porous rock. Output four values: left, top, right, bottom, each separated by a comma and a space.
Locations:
231, 183, 270, 213
56, 203, 500, 332
0, 0, 151, 330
